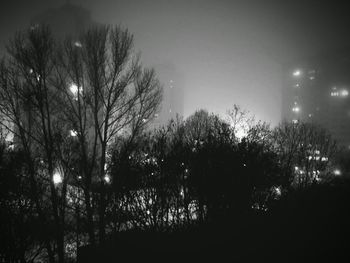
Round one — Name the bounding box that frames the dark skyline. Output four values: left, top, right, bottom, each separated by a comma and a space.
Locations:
1, 0, 350, 125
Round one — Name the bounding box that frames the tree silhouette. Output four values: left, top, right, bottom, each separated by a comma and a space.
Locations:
273, 121, 338, 189
0, 24, 162, 262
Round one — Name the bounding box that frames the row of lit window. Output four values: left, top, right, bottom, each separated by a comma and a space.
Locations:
294, 166, 341, 176
330, 88, 348, 97
292, 106, 300, 113
293, 69, 350, 99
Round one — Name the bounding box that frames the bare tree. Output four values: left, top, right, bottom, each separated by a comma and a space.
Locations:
55, 25, 162, 243
0, 26, 70, 263
0, 24, 162, 260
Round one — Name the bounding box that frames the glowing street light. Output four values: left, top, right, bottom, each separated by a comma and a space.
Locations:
334, 169, 341, 176
70, 129, 78, 137
69, 83, 82, 100
69, 83, 78, 95
53, 170, 63, 185
292, 106, 300, 113
340, 89, 349, 97
273, 186, 282, 196
293, 69, 301, 77
104, 175, 111, 183
74, 41, 82, 48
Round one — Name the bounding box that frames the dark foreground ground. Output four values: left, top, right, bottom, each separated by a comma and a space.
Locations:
78, 180, 350, 262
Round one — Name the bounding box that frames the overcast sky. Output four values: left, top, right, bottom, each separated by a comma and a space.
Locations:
1, 0, 350, 125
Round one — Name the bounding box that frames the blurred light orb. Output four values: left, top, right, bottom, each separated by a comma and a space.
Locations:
274, 186, 282, 196
340, 89, 349, 97
292, 106, 300, 112
69, 83, 79, 96
74, 41, 82, 48
334, 169, 341, 176
53, 171, 63, 185
293, 69, 301, 77
104, 175, 111, 183
70, 129, 78, 137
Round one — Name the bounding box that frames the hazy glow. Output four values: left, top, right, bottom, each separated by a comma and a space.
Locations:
69, 83, 82, 99
104, 175, 111, 183
70, 129, 78, 137
273, 186, 282, 196
70, 83, 78, 93
293, 70, 301, 77
340, 89, 349, 97
53, 171, 62, 185
292, 106, 300, 113
74, 41, 82, 48
235, 127, 247, 140
334, 169, 341, 176
5, 131, 14, 143
230, 120, 249, 140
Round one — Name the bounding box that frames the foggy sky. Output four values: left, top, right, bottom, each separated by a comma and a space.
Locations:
1, 0, 350, 125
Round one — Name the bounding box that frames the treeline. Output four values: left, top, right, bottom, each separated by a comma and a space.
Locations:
1, 108, 348, 262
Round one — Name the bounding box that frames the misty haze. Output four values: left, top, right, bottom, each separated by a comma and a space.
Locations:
0, 1, 349, 262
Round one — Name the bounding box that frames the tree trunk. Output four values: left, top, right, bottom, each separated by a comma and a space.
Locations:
84, 189, 96, 245
98, 190, 106, 243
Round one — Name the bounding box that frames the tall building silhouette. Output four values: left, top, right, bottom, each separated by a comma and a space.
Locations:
30, 2, 94, 38
282, 48, 350, 147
